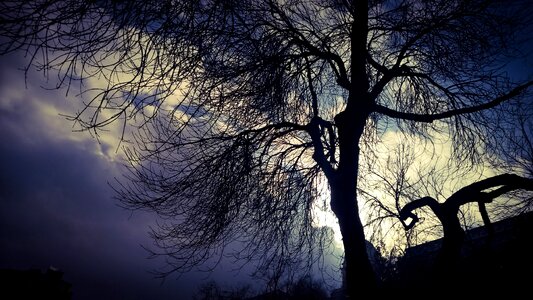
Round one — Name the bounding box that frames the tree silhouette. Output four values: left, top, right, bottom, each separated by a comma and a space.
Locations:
1, 0, 533, 296
399, 174, 533, 273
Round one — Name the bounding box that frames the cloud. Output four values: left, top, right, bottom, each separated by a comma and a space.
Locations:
0, 52, 220, 299
0, 47, 344, 299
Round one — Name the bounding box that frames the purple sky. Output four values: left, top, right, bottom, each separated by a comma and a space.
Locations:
0, 52, 260, 299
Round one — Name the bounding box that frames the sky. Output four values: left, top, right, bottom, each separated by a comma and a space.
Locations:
0, 51, 264, 299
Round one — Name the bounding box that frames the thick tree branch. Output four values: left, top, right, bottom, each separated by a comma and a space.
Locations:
375, 81, 533, 122
369, 64, 410, 100
304, 56, 319, 117
366, 53, 388, 75
308, 117, 335, 179
399, 196, 440, 229
449, 173, 533, 207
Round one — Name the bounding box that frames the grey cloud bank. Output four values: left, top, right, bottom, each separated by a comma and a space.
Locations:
0, 53, 213, 299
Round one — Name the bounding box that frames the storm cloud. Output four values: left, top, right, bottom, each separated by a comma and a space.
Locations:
0, 52, 239, 299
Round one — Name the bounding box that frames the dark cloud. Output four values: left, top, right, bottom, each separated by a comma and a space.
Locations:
0, 53, 220, 300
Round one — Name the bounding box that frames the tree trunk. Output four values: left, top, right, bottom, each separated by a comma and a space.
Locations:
329, 110, 377, 297
438, 210, 465, 266
331, 181, 377, 297
434, 210, 465, 287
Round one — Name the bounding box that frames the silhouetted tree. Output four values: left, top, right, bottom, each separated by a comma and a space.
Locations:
1, 0, 533, 296
399, 174, 533, 276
